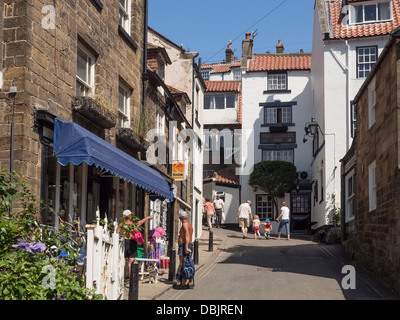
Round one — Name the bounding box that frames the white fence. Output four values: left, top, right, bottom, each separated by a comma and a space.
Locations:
85, 211, 125, 300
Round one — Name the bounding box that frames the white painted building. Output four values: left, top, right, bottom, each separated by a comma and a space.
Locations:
240, 39, 313, 232
201, 42, 243, 226
310, 0, 400, 228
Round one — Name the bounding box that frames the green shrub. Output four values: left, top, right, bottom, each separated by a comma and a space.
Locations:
0, 170, 102, 300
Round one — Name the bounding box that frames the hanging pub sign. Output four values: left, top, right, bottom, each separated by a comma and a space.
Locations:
172, 161, 185, 181
260, 132, 296, 144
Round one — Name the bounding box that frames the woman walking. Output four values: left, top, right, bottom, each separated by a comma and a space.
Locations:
276, 201, 290, 240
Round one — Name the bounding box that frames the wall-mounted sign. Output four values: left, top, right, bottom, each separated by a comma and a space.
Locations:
260, 132, 296, 144
172, 161, 185, 181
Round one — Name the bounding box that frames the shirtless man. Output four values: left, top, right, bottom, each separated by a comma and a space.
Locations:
177, 209, 194, 288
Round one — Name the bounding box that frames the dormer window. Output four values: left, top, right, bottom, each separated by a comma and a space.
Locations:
349, 1, 392, 24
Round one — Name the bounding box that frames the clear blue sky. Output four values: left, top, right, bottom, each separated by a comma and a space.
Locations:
148, 0, 315, 64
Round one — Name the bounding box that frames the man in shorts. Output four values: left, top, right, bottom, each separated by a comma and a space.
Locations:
177, 209, 194, 289
236, 200, 253, 239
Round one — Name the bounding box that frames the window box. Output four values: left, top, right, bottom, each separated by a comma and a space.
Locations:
117, 127, 150, 152
73, 96, 116, 129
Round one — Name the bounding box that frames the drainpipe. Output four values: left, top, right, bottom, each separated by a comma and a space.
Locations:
142, 0, 148, 111
345, 39, 350, 152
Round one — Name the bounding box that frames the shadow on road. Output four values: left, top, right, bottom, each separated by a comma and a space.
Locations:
216, 228, 399, 300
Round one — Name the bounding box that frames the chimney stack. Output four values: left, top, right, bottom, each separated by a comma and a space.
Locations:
241, 32, 254, 68
225, 41, 234, 63
276, 40, 284, 54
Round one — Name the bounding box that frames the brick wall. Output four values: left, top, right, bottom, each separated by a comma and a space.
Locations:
0, 0, 146, 193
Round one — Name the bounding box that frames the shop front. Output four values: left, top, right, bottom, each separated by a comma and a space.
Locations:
38, 117, 174, 268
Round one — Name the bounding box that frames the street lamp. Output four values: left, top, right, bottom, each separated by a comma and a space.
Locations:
303, 118, 323, 143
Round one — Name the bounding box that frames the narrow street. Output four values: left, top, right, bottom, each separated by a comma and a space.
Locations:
157, 227, 399, 300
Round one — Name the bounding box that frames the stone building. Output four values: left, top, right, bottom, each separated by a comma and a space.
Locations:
342, 26, 400, 294
0, 0, 176, 240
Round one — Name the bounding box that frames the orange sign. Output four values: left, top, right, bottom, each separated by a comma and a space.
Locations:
172, 161, 185, 180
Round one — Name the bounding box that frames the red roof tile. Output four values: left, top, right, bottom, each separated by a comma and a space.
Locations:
247, 53, 312, 72
205, 80, 241, 92
201, 62, 241, 73
203, 171, 239, 186
328, 0, 400, 39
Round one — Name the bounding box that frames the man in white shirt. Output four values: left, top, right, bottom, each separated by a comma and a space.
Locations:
236, 200, 253, 239
276, 201, 290, 240
213, 195, 225, 229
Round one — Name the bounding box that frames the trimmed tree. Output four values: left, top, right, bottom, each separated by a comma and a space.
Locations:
248, 161, 297, 216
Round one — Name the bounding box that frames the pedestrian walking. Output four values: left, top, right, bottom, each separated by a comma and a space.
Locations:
252, 215, 262, 240
236, 200, 253, 239
176, 209, 194, 289
213, 195, 225, 229
276, 201, 290, 240
204, 198, 215, 231
261, 218, 272, 239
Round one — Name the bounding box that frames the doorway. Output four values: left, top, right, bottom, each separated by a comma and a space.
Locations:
290, 193, 311, 231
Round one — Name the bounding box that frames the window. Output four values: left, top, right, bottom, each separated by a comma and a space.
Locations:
204, 94, 237, 110
201, 70, 210, 81
119, 0, 131, 33
368, 77, 376, 128
268, 73, 287, 90
256, 195, 274, 220
320, 166, 324, 203
357, 46, 377, 78
118, 82, 131, 128
156, 110, 165, 136
368, 160, 377, 211
351, 103, 357, 138
76, 43, 95, 96
232, 68, 241, 80
350, 2, 392, 24
346, 172, 355, 221
262, 149, 294, 163
264, 106, 292, 124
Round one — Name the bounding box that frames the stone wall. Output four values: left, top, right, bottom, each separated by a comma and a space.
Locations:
0, 0, 146, 194
354, 37, 400, 293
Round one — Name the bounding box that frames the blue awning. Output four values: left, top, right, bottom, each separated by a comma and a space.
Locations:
53, 118, 173, 200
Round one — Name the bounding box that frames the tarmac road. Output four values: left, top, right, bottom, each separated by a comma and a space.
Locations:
157, 227, 399, 300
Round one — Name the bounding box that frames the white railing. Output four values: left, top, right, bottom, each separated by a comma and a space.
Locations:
85, 210, 124, 300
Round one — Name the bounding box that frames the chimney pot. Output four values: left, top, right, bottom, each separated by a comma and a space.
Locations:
225, 41, 234, 63
245, 32, 251, 40
276, 40, 284, 54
